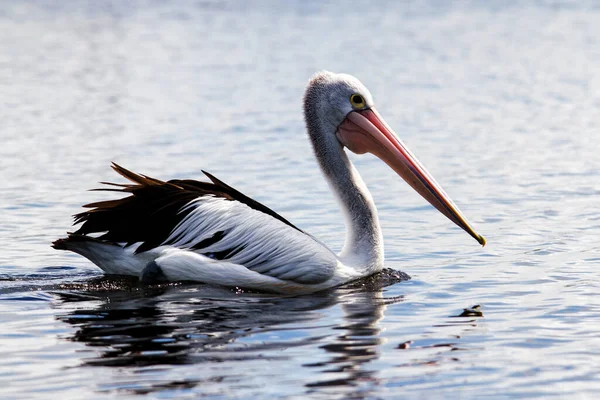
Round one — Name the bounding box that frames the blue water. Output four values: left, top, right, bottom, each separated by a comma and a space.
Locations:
1, 1, 600, 398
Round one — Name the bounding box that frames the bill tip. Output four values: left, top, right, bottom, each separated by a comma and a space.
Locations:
477, 234, 487, 247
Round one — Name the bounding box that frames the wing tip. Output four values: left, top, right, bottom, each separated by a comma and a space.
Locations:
202, 170, 222, 186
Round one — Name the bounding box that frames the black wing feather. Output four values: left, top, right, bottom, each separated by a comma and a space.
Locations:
56, 163, 303, 254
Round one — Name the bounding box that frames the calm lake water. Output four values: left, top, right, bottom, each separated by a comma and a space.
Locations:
1, 0, 600, 398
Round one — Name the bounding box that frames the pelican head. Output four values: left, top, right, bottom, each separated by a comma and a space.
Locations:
304, 71, 485, 246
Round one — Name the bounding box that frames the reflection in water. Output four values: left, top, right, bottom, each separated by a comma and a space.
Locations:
305, 288, 395, 395
54, 270, 408, 395
58, 285, 334, 367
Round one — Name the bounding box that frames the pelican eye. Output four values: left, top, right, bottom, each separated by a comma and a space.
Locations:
350, 94, 366, 108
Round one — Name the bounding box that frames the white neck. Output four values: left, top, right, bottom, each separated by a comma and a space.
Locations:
308, 124, 384, 275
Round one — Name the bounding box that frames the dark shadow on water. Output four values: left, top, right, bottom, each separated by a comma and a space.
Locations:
51, 268, 409, 396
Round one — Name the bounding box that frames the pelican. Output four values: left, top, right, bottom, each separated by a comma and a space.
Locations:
53, 72, 485, 294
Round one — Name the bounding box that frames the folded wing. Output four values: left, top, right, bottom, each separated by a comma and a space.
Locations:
55, 163, 337, 284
